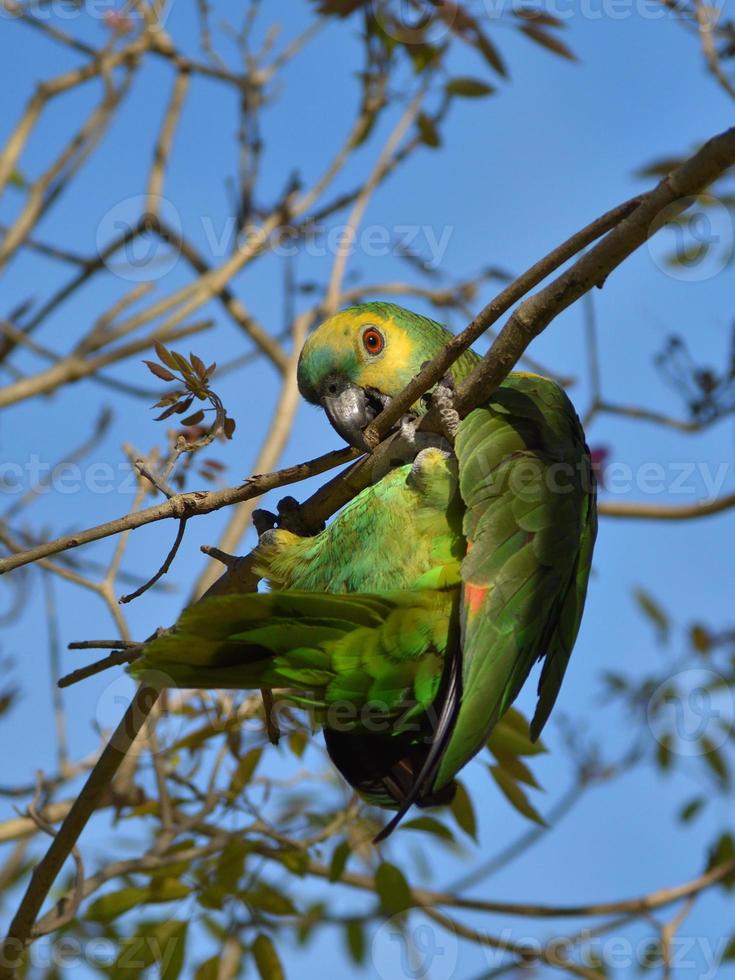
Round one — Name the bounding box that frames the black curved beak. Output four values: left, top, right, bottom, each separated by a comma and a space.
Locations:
322, 384, 374, 451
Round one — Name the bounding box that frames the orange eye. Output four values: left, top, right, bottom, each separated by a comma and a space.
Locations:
362, 327, 384, 355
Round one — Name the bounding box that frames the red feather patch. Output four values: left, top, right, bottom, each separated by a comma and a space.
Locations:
464, 582, 488, 618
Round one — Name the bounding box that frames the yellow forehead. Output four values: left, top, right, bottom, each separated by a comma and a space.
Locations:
317, 309, 418, 390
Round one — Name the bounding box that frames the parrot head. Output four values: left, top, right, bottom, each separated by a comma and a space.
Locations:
297, 302, 478, 449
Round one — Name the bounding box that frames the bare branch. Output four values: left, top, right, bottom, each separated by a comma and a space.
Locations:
598, 492, 735, 520
453, 126, 735, 414
0, 683, 161, 976
0, 446, 358, 575
118, 519, 188, 604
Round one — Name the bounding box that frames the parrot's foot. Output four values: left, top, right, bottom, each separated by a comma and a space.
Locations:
393, 413, 452, 462
276, 495, 324, 536
253, 497, 324, 540
431, 373, 460, 442
253, 508, 278, 537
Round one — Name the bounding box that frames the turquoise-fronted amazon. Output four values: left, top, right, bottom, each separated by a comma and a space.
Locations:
133, 302, 597, 837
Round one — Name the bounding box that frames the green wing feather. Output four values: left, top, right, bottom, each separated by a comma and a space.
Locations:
132, 590, 455, 731
433, 374, 597, 790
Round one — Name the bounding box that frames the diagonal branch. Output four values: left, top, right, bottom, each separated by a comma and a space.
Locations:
0, 446, 358, 576
0, 683, 161, 977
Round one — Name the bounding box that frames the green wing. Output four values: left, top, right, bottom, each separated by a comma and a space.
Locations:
433, 374, 597, 790
132, 588, 461, 813
131, 589, 455, 730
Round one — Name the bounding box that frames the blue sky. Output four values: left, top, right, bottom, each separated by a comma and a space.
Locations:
1, 1, 734, 977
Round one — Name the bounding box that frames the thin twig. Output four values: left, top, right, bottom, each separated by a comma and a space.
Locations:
118, 518, 188, 604
58, 649, 142, 690
598, 492, 735, 520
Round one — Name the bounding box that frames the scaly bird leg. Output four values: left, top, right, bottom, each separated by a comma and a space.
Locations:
431, 371, 461, 442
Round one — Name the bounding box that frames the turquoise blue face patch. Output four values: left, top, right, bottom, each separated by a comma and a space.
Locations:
297, 340, 359, 404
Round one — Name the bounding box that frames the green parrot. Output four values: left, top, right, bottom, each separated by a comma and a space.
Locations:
132, 302, 597, 839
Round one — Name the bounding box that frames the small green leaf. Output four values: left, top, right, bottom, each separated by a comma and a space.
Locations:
690, 623, 713, 654
633, 587, 670, 644
706, 833, 735, 890
514, 8, 564, 27
474, 29, 508, 77
288, 730, 308, 758
297, 901, 326, 945
488, 708, 546, 757
665, 244, 710, 269
8, 168, 25, 188
678, 797, 705, 823
449, 781, 477, 840
490, 766, 546, 826
228, 746, 262, 800
215, 839, 250, 893
154, 919, 188, 980
375, 862, 413, 916
274, 848, 309, 877
86, 880, 190, 923
700, 735, 729, 786
195, 955, 220, 980
246, 883, 297, 916
445, 77, 495, 98
519, 23, 577, 61
401, 816, 455, 841
345, 919, 366, 964
416, 112, 440, 148
329, 840, 351, 882
489, 752, 541, 789
656, 732, 672, 771
602, 671, 629, 693
252, 933, 285, 980
409, 42, 441, 75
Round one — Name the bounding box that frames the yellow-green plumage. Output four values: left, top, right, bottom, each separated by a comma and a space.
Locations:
132, 302, 596, 830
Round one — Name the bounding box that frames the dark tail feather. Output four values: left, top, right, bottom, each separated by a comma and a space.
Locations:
323, 726, 457, 814
372, 643, 462, 843
323, 641, 462, 843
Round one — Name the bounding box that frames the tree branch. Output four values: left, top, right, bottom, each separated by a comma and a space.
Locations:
0, 446, 358, 575
598, 492, 735, 520
0, 684, 161, 977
